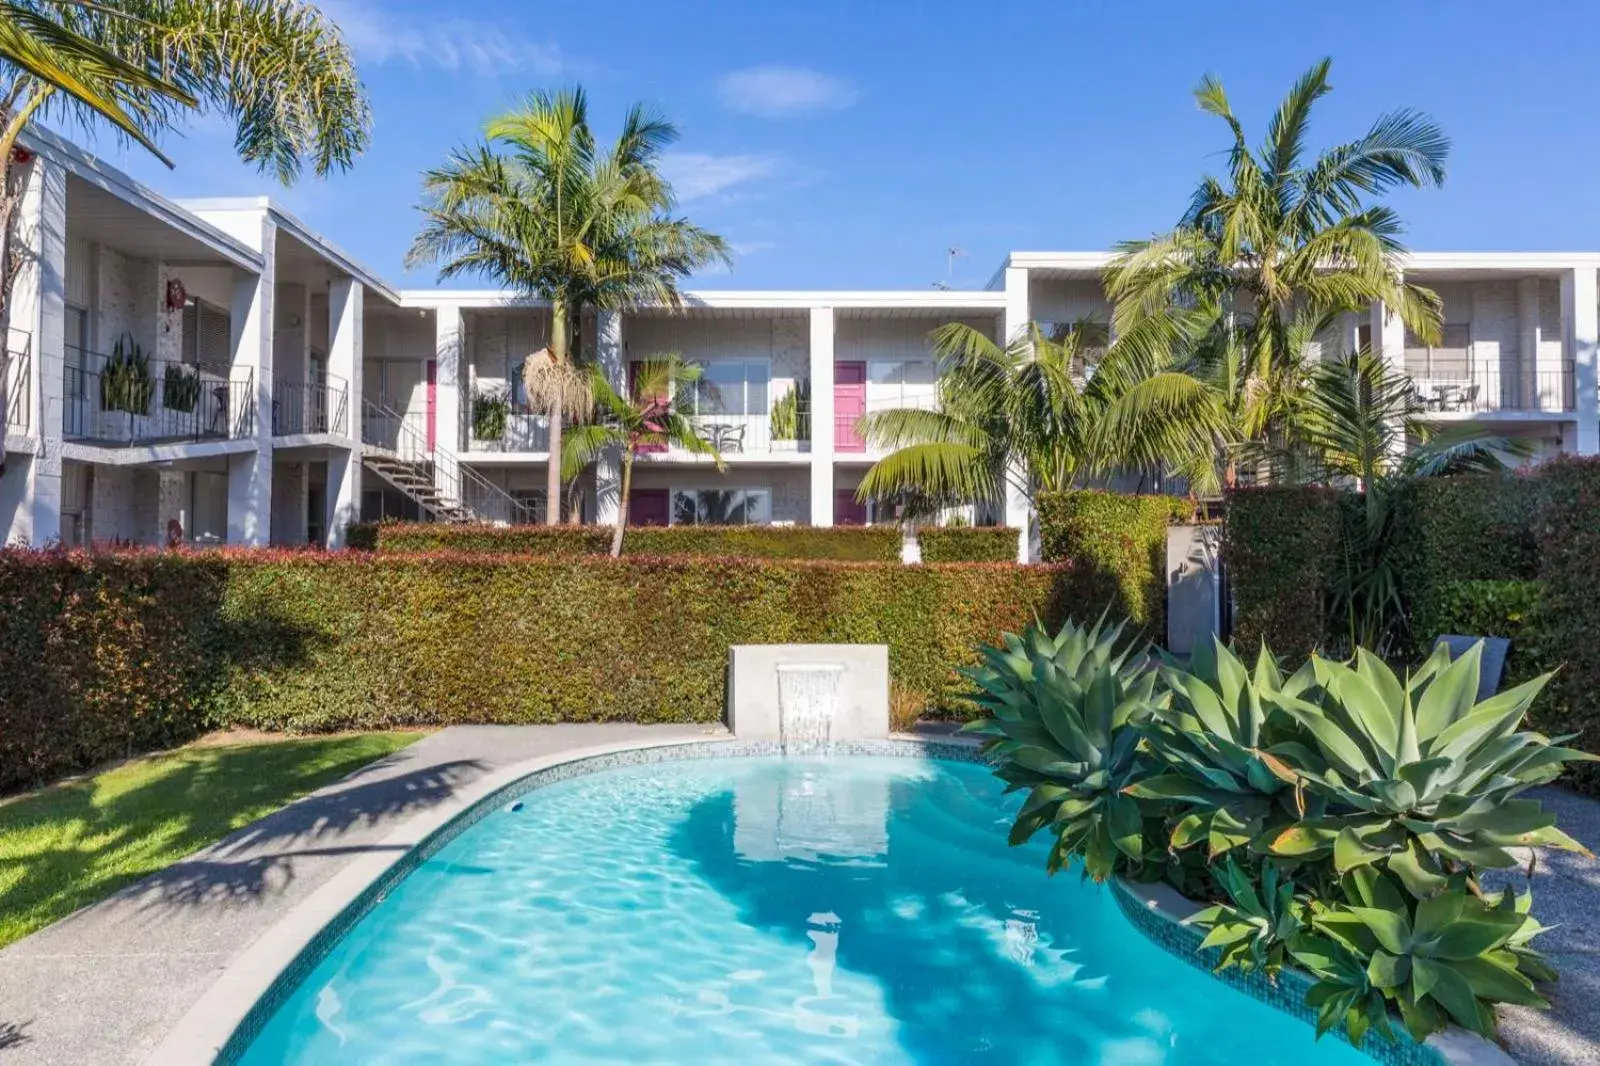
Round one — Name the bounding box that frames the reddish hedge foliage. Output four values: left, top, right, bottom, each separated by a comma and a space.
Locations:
347, 521, 904, 561
0, 548, 1086, 791
916, 527, 1019, 563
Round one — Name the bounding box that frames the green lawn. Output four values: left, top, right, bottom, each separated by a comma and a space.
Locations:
0, 731, 423, 949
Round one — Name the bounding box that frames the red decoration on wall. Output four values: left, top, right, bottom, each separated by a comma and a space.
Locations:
9, 147, 33, 165
165, 278, 187, 311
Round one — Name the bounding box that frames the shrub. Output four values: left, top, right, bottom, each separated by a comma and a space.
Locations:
1388, 473, 1541, 647
348, 521, 905, 562
965, 621, 1590, 1046
1531, 455, 1600, 795
1221, 486, 1346, 661
1037, 491, 1187, 636
0, 551, 228, 792
0, 549, 1086, 789
917, 526, 1017, 563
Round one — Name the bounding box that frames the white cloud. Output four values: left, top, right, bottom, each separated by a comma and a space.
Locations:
661, 152, 780, 202
718, 66, 857, 118
324, 0, 565, 77
731, 240, 777, 258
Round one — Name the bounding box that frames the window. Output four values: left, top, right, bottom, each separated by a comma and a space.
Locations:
182, 299, 231, 367
1404, 324, 1471, 378
867, 358, 937, 410
672, 488, 771, 525
680, 360, 769, 418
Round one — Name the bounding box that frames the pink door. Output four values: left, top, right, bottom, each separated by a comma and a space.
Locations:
835, 361, 866, 452
630, 488, 670, 526
834, 489, 868, 526
630, 361, 668, 453
425, 359, 437, 451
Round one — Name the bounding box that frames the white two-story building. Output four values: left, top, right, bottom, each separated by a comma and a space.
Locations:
3, 133, 1597, 560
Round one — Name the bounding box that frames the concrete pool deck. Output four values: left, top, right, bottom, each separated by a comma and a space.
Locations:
0, 724, 722, 1066
0, 724, 1594, 1064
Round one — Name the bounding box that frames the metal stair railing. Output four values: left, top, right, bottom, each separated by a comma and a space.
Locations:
360, 397, 539, 525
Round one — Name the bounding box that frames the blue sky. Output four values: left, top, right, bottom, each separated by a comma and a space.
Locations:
69, 0, 1600, 291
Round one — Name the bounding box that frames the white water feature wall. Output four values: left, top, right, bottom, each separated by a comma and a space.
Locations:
727, 645, 890, 745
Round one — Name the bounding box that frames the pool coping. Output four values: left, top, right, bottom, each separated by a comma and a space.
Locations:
148, 733, 1517, 1066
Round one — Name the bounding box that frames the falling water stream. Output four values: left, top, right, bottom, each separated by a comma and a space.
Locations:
776, 663, 845, 754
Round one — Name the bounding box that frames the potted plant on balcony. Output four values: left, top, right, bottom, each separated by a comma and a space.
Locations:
100, 333, 153, 416
770, 380, 809, 450
472, 388, 510, 442
162, 362, 201, 414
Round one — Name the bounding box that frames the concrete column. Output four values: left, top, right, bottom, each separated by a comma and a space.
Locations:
809, 305, 835, 527
1518, 278, 1542, 411
1563, 267, 1599, 455
226, 220, 274, 545
1370, 288, 1408, 461
324, 278, 363, 546
434, 304, 462, 456
2, 155, 65, 545
1002, 266, 1034, 562
593, 310, 623, 525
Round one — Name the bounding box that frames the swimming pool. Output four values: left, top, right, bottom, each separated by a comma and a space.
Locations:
236, 753, 1381, 1064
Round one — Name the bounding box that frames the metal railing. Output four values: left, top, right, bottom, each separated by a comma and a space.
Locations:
3, 331, 30, 436
466, 400, 551, 453
834, 397, 941, 454
361, 397, 540, 525
63, 347, 253, 444
1409, 364, 1575, 414
273, 374, 349, 436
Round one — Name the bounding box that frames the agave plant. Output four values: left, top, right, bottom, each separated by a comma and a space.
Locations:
960, 616, 1163, 881
1187, 857, 1307, 976
1260, 642, 1594, 896
1132, 639, 1320, 860
1297, 867, 1549, 1042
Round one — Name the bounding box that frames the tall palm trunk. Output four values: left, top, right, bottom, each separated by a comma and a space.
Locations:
610, 449, 634, 557
544, 298, 568, 525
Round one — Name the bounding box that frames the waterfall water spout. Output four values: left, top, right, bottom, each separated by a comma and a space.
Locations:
777, 662, 845, 753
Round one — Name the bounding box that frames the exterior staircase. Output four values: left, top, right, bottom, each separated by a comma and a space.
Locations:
360, 398, 536, 525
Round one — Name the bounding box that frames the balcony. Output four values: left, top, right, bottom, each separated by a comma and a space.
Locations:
63, 347, 253, 445
467, 395, 551, 453
273, 375, 350, 437
1409, 363, 1574, 415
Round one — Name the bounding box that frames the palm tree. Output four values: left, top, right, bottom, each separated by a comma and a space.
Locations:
561, 354, 723, 556
1290, 349, 1524, 655
855, 319, 1222, 517
1103, 58, 1450, 485
406, 88, 730, 524
0, 0, 370, 324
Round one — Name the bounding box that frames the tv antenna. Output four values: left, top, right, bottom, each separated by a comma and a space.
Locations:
932, 246, 967, 290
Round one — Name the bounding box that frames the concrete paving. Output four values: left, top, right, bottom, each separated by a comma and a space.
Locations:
1489, 786, 1600, 1066
0, 724, 720, 1066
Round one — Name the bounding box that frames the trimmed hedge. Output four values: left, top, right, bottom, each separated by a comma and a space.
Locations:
1037, 491, 1188, 637
0, 549, 1086, 791
1221, 486, 1346, 661
1389, 473, 1541, 649
0, 551, 229, 793
1530, 456, 1600, 795
916, 526, 1018, 563
348, 521, 904, 562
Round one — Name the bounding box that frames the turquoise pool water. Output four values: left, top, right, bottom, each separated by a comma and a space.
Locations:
239, 756, 1377, 1064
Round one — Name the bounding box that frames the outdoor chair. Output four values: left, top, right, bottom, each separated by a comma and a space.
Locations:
1433, 634, 1509, 700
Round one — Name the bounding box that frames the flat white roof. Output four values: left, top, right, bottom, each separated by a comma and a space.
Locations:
398, 288, 1009, 312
